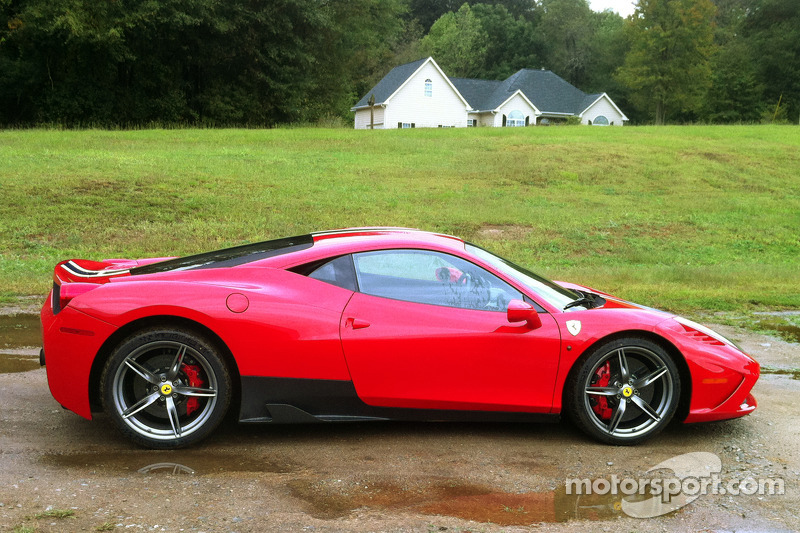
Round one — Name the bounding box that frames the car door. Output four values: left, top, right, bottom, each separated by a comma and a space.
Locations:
339, 249, 562, 413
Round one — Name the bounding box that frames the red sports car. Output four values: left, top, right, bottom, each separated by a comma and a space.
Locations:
40, 228, 759, 449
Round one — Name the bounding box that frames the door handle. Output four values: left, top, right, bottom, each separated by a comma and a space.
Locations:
346, 317, 370, 330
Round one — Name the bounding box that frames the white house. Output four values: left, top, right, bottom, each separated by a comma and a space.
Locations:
352, 57, 627, 129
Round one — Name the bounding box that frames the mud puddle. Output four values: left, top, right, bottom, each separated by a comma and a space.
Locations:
0, 352, 40, 373
756, 321, 800, 343
0, 314, 41, 373
748, 311, 800, 343
288, 478, 645, 525
41, 450, 298, 475
0, 313, 41, 348
760, 366, 800, 380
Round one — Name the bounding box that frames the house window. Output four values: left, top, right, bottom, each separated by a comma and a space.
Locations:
467, 119, 476, 127
507, 110, 525, 127
424, 79, 432, 97
398, 122, 415, 129
593, 115, 609, 126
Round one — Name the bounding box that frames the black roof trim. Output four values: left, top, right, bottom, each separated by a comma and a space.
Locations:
130, 235, 314, 275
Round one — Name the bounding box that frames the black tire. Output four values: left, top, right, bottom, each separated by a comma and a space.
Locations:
100, 328, 231, 449
566, 337, 680, 445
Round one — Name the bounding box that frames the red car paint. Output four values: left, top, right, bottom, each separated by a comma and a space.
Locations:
40, 228, 758, 430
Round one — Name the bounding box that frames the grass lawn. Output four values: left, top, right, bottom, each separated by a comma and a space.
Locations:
1, 125, 798, 315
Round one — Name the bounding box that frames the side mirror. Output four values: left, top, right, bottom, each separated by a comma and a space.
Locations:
507, 299, 542, 330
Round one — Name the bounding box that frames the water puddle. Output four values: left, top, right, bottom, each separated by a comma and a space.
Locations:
0, 314, 41, 373
756, 321, 800, 343
288, 478, 639, 524
41, 451, 298, 475
0, 352, 41, 373
0, 313, 41, 347
760, 367, 800, 381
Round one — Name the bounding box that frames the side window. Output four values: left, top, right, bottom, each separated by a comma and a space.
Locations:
353, 250, 523, 312
306, 255, 357, 291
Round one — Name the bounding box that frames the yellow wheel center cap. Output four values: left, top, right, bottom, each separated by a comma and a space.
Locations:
160, 383, 173, 396
622, 386, 633, 398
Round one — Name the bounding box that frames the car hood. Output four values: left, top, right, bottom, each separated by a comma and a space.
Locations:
555, 280, 672, 315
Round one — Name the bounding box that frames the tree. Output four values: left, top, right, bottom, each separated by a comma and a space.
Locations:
537, 0, 595, 87
702, 0, 762, 122
310, 0, 408, 119
470, 3, 542, 79
419, 3, 488, 78
407, 0, 537, 31
616, 0, 716, 124
744, 0, 800, 123
0, 0, 410, 126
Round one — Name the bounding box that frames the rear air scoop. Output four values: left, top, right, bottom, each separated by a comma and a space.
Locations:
51, 259, 136, 314
55, 259, 133, 284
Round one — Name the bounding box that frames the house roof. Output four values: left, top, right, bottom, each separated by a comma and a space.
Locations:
352, 58, 428, 108
448, 78, 503, 111
463, 69, 594, 114
353, 59, 624, 118
579, 93, 604, 114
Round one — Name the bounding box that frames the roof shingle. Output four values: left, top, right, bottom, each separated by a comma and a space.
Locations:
353, 59, 611, 116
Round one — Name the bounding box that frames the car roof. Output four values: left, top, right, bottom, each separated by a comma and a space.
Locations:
262, 227, 467, 268
311, 227, 462, 246
128, 228, 466, 276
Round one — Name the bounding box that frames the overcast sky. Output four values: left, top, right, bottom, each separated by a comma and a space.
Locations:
588, 0, 636, 18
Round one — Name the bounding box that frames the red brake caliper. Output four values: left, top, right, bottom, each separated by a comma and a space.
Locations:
181, 364, 204, 416
591, 361, 613, 420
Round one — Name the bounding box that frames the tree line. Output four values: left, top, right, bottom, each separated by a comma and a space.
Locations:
0, 0, 797, 126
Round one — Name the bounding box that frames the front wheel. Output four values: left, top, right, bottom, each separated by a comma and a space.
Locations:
567, 337, 681, 445
101, 328, 231, 449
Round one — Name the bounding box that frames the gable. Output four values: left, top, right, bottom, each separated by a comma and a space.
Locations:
352, 59, 427, 109
494, 90, 539, 115
353, 58, 470, 110
579, 93, 629, 121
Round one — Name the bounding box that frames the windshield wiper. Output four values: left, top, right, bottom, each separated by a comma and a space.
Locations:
563, 290, 605, 310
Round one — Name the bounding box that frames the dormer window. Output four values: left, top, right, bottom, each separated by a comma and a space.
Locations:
424, 79, 432, 97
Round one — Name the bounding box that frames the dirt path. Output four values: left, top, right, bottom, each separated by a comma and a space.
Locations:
1, 306, 798, 532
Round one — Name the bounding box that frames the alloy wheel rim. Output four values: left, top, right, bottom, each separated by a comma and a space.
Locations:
111, 341, 218, 441
583, 346, 673, 439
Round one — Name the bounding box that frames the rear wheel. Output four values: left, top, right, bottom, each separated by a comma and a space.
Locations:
567, 337, 680, 445
101, 328, 231, 449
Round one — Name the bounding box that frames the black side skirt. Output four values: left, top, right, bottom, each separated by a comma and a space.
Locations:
239, 376, 559, 425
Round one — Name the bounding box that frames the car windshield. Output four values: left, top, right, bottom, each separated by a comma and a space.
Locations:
465, 243, 580, 311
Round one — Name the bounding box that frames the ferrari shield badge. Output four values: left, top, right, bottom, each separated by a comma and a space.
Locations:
566, 320, 582, 336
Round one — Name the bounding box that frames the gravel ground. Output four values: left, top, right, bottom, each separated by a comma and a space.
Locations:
1, 302, 798, 532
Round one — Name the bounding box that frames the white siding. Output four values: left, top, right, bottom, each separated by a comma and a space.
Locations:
354, 107, 385, 129
581, 96, 626, 126
470, 112, 495, 127
495, 93, 537, 127
384, 61, 468, 128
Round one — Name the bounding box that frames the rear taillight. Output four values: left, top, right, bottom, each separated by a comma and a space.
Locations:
56, 282, 99, 313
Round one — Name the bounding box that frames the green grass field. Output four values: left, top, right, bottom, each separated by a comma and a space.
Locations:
1, 125, 798, 315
